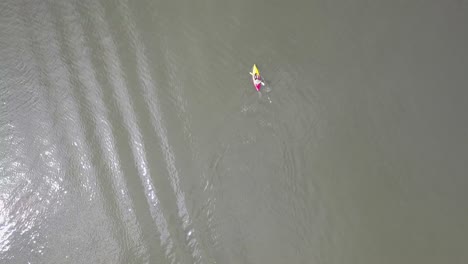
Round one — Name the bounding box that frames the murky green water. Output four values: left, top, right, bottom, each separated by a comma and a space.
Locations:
1, 0, 467, 263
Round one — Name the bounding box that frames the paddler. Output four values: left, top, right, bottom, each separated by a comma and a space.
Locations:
253, 73, 264, 87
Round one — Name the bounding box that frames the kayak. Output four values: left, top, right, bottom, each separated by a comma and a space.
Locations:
250, 64, 263, 91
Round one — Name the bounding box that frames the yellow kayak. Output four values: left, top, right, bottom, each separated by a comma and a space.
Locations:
252, 64, 260, 76
250, 64, 263, 91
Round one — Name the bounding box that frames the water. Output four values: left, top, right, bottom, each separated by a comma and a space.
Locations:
1, 0, 468, 263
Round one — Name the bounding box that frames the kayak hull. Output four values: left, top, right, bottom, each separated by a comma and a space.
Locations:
251, 64, 262, 91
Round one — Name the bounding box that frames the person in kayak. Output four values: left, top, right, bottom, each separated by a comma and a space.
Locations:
253, 73, 264, 87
